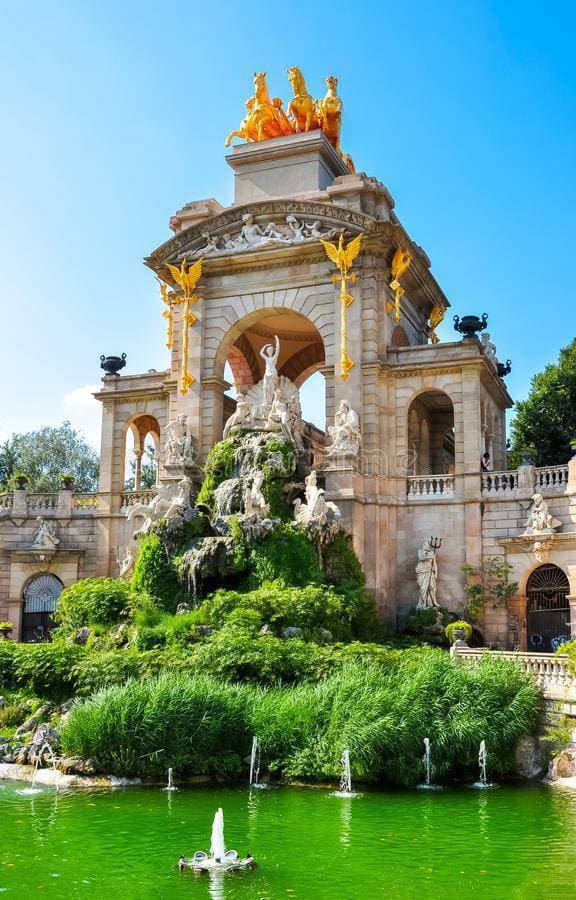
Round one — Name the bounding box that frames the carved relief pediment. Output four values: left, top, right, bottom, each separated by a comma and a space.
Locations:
145, 200, 377, 274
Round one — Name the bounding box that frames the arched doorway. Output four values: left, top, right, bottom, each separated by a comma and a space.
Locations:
407, 390, 455, 475
22, 574, 63, 643
526, 564, 570, 652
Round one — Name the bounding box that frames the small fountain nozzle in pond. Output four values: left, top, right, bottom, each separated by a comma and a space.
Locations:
249, 736, 261, 788
164, 767, 178, 792
180, 808, 255, 873
471, 739, 498, 789
417, 737, 442, 790
331, 748, 361, 798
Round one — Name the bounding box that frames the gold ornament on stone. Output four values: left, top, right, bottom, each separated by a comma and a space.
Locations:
386, 248, 412, 324
163, 257, 203, 396
428, 304, 446, 345
321, 232, 363, 381
226, 68, 355, 172
157, 279, 177, 350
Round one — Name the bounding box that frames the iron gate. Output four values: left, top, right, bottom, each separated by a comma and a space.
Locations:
22, 574, 63, 643
526, 564, 570, 653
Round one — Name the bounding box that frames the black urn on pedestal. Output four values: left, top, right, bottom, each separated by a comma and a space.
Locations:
453, 314, 488, 340
100, 353, 127, 377
497, 359, 512, 379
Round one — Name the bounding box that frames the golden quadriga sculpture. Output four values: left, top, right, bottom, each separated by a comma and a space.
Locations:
160, 258, 203, 396
226, 68, 355, 173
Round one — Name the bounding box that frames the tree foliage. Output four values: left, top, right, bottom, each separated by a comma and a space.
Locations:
0, 421, 99, 492
510, 338, 576, 466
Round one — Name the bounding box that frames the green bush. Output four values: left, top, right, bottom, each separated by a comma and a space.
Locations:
54, 578, 133, 632
131, 533, 182, 613
248, 524, 323, 587
196, 438, 237, 509
445, 621, 473, 644
71, 648, 168, 696
61, 673, 252, 777
62, 653, 541, 783
0, 641, 83, 699
323, 535, 365, 589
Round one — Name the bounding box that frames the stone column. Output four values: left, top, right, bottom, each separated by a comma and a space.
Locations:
569, 596, 576, 641
568, 446, 576, 491
133, 449, 143, 490
12, 489, 27, 518
200, 376, 230, 460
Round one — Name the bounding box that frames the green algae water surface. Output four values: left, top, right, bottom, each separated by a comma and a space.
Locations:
1, 782, 575, 898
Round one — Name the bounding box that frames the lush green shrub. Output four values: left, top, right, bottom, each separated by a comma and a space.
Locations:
195, 438, 237, 508
248, 524, 323, 588
323, 535, 365, 589
54, 578, 133, 632
71, 648, 169, 696
0, 641, 83, 699
131, 533, 182, 613
402, 606, 451, 645
61, 673, 252, 777
445, 621, 473, 644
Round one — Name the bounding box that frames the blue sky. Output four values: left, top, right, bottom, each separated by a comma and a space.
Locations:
0, 0, 574, 447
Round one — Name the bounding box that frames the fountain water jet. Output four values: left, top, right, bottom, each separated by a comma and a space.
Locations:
164, 767, 178, 792
249, 736, 261, 788
417, 738, 443, 791
471, 739, 498, 789
180, 807, 255, 872
16, 755, 43, 796
331, 749, 361, 798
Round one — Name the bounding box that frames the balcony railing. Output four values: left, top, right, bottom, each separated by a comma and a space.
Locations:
73, 493, 99, 510
481, 470, 518, 495
536, 464, 569, 493
407, 475, 455, 499
26, 493, 59, 511
0, 493, 13, 511
120, 490, 155, 509
455, 648, 576, 700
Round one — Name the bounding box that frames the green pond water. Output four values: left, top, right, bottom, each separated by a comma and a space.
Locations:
1, 780, 575, 898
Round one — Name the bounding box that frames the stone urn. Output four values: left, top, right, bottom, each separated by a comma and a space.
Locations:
453, 314, 488, 340
14, 474, 29, 490
0, 623, 13, 639
61, 474, 75, 490
100, 353, 127, 376
497, 359, 512, 378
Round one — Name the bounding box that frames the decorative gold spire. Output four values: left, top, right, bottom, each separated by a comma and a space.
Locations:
321, 232, 363, 380
162, 258, 203, 396
428, 304, 446, 344
386, 248, 412, 324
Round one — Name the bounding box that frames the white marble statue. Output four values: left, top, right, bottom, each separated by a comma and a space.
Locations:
415, 538, 439, 609
524, 493, 562, 536
179, 215, 339, 260
243, 470, 269, 518
481, 332, 497, 365
119, 547, 135, 578
223, 393, 253, 438
31, 516, 59, 550
165, 414, 194, 465
266, 389, 293, 442
326, 400, 361, 457
164, 477, 195, 521
126, 482, 175, 536
293, 470, 341, 528
260, 335, 281, 407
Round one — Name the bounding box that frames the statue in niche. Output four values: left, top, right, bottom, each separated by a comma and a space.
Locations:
223, 393, 253, 438
415, 538, 439, 609
260, 335, 281, 407
243, 470, 269, 518
524, 493, 562, 536
31, 517, 59, 550
165, 414, 194, 465
326, 400, 361, 456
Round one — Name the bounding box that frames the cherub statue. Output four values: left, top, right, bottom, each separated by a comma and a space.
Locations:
31, 517, 59, 550
260, 335, 281, 406
326, 400, 361, 456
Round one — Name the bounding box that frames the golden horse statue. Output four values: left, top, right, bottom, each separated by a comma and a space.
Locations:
225, 72, 293, 146
316, 75, 342, 152
287, 66, 319, 133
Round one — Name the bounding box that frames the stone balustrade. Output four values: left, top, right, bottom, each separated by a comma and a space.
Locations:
481, 470, 518, 495
73, 493, 99, 510
535, 464, 569, 493
26, 493, 59, 511
120, 490, 155, 509
0, 493, 13, 511
407, 475, 455, 499
456, 648, 576, 701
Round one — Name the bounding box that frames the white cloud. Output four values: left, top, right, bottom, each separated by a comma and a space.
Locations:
60, 383, 101, 450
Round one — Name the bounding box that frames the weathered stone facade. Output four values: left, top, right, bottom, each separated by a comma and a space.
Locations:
2, 130, 575, 646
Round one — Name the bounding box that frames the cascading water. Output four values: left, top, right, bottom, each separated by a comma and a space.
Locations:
249, 736, 260, 788
17, 755, 43, 796
340, 748, 352, 794
164, 767, 177, 792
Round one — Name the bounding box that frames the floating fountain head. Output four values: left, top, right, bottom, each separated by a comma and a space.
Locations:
17, 755, 43, 796
180, 808, 255, 872
331, 748, 361, 798
164, 767, 178, 792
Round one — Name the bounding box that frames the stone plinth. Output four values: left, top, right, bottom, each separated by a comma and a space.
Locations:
226, 131, 350, 205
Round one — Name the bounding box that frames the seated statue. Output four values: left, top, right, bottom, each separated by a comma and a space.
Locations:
265, 389, 293, 442
223, 393, 253, 438
242, 470, 269, 518
524, 493, 562, 535
165, 414, 193, 465
31, 516, 59, 550
326, 400, 361, 457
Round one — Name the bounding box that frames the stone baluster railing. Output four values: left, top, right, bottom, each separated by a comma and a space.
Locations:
455, 648, 575, 699
0, 493, 14, 511
73, 493, 99, 510
26, 493, 59, 511
481, 470, 518, 496
535, 464, 569, 493
407, 475, 455, 499
120, 490, 155, 509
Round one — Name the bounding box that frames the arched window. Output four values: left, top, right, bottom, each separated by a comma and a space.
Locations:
22, 574, 63, 643
526, 564, 570, 652
407, 391, 455, 475
123, 415, 160, 490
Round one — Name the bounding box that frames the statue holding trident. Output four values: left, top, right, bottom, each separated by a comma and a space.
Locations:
260, 335, 280, 407
416, 537, 442, 609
